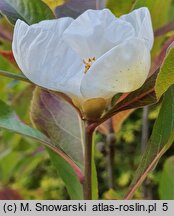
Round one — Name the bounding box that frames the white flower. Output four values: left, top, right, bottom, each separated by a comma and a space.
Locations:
12, 7, 153, 119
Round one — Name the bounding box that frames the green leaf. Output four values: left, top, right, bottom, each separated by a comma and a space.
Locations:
30, 88, 84, 168
0, 98, 48, 143
0, 151, 22, 182
159, 156, 174, 199
124, 86, 174, 199
42, 0, 64, 10
12, 85, 35, 123
0, 98, 84, 199
0, 55, 17, 72
47, 148, 83, 200
133, 0, 172, 29
155, 48, 174, 99
107, 0, 137, 16
0, 146, 44, 183
0, 0, 55, 25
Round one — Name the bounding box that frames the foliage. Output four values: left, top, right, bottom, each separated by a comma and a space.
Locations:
159, 156, 174, 199
0, 0, 174, 200
0, 0, 55, 24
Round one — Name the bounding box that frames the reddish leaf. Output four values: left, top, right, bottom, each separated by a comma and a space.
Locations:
30, 87, 84, 167
30, 88, 84, 198
98, 109, 134, 136
112, 109, 135, 133
55, 0, 96, 18
97, 122, 109, 136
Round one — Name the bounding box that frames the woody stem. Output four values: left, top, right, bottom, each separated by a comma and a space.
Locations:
83, 122, 95, 200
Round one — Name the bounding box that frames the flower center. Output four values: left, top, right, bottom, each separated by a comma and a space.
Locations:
83, 57, 96, 73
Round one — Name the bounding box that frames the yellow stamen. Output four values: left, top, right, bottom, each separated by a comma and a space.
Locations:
83, 57, 96, 73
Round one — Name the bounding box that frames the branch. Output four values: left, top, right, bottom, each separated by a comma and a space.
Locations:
83, 122, 96, 199
154, 21, 174, 37
0, 69, 31, 83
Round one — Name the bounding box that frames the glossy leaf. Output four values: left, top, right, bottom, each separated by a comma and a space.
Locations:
159, 156, 174, 199
125, 86, 174, 199
55, 0, 96, 18
0, 0, 55, 25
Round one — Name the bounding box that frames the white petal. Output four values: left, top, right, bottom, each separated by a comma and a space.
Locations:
12, 19, 84, 99
63, 9, 135, 59
81, 38, 151, 99
121, 7, 154, 50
